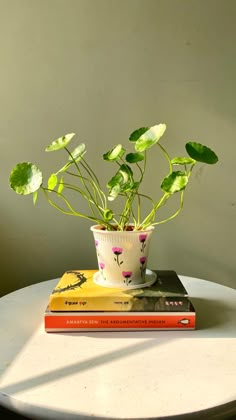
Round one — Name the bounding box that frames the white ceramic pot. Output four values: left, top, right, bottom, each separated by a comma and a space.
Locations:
90, 225, 156, 289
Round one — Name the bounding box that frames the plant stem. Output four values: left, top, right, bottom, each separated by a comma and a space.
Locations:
65, 171, 106, 212
80, 157, 107, 208
141, 193, 170, 228
153, 191, 184, 226
62, 183, 106, 216
42, 188, 111, 228
65, 147, 99, 217
157, 142, 172, 174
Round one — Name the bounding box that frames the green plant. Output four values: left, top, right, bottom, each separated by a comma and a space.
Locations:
9, 124, 218, 231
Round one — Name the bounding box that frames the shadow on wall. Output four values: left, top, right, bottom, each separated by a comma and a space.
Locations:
0, 215, 97, 297
158, 236, 236, 290
0, 228, 51, 297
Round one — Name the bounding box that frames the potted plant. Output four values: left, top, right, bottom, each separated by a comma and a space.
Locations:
9, 124, 218, 289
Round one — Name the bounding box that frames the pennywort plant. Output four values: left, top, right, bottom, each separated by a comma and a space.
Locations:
9, 124, 218, 231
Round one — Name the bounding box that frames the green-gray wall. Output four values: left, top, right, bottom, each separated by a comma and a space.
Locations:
1, 0, 235, 296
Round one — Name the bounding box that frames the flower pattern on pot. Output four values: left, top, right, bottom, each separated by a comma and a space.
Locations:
95, 239, 99, 256
99, 261, 105, 279
139, 234, 147, 252
122, 271, 132, 285
140, 256, 146, 278
112, 247, 123, 266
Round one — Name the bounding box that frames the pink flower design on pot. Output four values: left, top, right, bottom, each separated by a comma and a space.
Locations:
140, 256, 146, 278
122, 271, 132, 286
99, 261, 105, 279
112, 247, 123, 267
139, 234, 147, 252
95, 239, 99, 256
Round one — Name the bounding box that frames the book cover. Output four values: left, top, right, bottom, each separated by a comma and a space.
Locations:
49, 269, 189, 312
44, 303, 196, 332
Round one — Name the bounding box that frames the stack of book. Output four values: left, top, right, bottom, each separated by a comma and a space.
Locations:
44, 269, 196, 332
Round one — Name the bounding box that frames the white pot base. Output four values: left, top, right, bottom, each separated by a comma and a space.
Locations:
93, 269, 157, 290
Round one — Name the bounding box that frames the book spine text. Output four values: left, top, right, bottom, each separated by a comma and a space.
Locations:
45, 313, 196, 331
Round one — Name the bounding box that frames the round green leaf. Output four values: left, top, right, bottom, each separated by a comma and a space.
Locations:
107, 165, 133, 188
171, 157, 196, 165
47, 173, 58, 190
119, 164, 133, 183
108, 184, 121, 201
135, 124, 167, 152
103, 144, 125, 161
107, 172, 123, 189
129, 127, 149, 142
104, 209, 113, 221
58, 177, 64, 194
185, 142, 218, 164
126, 152, 144, 163
161, 171, 188, 193
9, 162, 43, 195
69, 143, 86, 161
45, 133, 76, 152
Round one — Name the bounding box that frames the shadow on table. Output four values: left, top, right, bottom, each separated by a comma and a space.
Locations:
1, 337, 173, 397
0, 404, 31, 419
163, 399, 236, 419
191, 296, 235, 333
1, 395, 236, 420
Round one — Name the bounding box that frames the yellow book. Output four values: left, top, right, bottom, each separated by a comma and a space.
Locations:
48, 269, 189, 312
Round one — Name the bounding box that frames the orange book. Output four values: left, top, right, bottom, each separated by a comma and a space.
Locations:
44, 303, 196, 332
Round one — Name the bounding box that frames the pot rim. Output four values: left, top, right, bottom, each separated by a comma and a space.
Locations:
90, 224, 155, 233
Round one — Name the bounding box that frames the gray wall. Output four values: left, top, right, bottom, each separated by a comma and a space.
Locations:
0, 0, 235, 296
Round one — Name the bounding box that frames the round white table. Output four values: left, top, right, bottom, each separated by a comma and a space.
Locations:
0, 275, 235, 420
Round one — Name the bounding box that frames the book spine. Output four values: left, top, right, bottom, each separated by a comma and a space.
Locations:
49, 296, 191, 312
49, 296, 133, 311
45, 313, 196, 332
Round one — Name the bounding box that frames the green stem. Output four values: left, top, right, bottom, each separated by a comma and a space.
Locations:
152, 191, 184, 226
62, 183, 106, 217
81, 157, 101, 188
66, 169, 107, 210
42, 188, 111, 228
65, 148, 99, 216
137, 191, 141, 226
141, 193, 170, 228
157, 142, 172, 174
